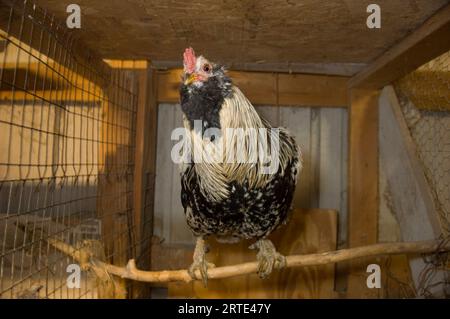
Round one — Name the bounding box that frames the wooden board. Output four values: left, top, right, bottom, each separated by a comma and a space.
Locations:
157, 69, 349, 107
349, 4, 450, 89
169, 209, 338, 299
347, 88, 379, 298
152, 61, 365, 76
34, 0, 447, 66
378, 86, 445, 295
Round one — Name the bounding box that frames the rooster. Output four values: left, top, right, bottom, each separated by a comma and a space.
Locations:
179, 48, 301, 284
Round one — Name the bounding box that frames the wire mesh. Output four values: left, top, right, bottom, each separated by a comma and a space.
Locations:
0, 0, 143, 298
394, 50, 450, 297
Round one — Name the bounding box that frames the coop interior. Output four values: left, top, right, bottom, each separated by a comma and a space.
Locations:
0, 0, 449, 299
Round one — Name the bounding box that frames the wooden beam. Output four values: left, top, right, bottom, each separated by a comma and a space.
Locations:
152, 60, 366, 77
131, 63, 158, 298
349, 4, 450, 89
104, 60, 149, 69
133, 64, 150, 256
347, 88, 380, 298
157, 68, 349, 107
278, 73, 348, 107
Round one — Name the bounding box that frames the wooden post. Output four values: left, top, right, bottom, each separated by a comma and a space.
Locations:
347, 88, 380, 298
131, 65, 159, 297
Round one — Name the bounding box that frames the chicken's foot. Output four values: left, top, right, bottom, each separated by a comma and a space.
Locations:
188, 237, 215, 286
249, 239, 286, 279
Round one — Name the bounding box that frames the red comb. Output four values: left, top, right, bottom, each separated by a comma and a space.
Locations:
183, 47, 196, 73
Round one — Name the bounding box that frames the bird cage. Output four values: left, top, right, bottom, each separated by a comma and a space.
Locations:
0, 0, 151, 299
0, 0, 449, 301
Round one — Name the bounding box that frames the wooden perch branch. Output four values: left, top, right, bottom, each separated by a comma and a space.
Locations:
48, 239, 449, 284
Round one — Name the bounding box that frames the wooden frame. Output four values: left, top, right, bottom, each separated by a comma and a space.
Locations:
346, 88, 380, 297
157, 69, 349, 107
349, 3, 450, 89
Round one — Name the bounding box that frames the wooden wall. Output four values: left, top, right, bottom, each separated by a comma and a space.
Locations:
153, 103, 348, 247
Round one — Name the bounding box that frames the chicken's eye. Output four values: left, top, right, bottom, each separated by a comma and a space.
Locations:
202, 64, 211, 73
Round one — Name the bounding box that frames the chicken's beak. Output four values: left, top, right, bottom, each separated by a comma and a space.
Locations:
184, 73, 197, 85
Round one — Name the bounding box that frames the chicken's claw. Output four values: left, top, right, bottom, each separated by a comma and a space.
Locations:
188, 237, 215, 287
250, 239, 286, 279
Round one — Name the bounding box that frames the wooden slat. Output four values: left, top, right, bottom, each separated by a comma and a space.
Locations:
157, 69, 349, 107
130, 67, 159, 298
170, 106, 194, 244
349, 4, 450, 89
169, 209, 338, 298
278, 74, 348, 107
255, 106, 280, 126
229, 71, 278, 105
347, 88, 380, 298
153, 104, 176, 241
280, 107, 312, 209
152, 61, 366, 76
104, 60, 148, 69
319, 109, 348, 230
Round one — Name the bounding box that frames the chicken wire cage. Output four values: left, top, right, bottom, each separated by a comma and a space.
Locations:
394, 51, 450, 237
0, 0, 449, 301
391, 52, 450, 297
0, 0, 151, 298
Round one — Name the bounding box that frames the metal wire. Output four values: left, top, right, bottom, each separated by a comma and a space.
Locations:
0, 0, 143, 298
394, 50, 450, 297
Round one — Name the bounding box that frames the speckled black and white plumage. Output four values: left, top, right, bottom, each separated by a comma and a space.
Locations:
179, 51, 301, 245
181, 156, 298, 242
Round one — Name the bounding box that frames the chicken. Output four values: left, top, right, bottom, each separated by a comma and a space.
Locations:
178, 48, 302, 285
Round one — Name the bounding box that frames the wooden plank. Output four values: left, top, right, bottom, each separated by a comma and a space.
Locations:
153, 104, 175, 241
309, 109, 321, 208
349, 4, 450, 89
278, 74, 348, 107
169, 209, 338, 298
170, 105, 194, 244
319, 108, 348, 244
157, 69, 349, 107
103, 60, 148, 69
255, 106, 280, 127
130, 68, 158, 299
378, 86, 445, 294
279, 107, 312, 209
152, 60, 366, 76
347, 88, 379, 298
228, 71, 277, 105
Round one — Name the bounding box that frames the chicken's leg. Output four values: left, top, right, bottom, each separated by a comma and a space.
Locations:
250, 239, 286, 278
188, 237, 215, 286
